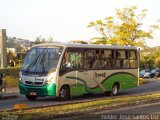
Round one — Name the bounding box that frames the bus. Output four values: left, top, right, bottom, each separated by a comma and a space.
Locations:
19, 43, 139, 100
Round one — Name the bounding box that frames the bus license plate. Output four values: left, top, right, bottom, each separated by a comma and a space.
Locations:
30, 92, 36, 96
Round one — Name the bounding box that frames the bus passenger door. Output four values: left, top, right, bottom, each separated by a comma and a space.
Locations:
61, 49, 85, 96
64, 49, 98, 95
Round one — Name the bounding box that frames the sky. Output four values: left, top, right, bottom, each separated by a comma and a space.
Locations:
0, 0, 160, 47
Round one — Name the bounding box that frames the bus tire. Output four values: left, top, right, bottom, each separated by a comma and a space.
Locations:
26, 95, 37, 101
111, 83, 119, 96
58, 86, 70, 101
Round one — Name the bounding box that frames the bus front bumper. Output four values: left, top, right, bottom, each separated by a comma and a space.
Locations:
19, 82, 56, 97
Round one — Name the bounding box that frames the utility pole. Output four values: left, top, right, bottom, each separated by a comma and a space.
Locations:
0, 29, 7, 68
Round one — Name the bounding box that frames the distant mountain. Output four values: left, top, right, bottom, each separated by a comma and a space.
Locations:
7, 37, 33, 48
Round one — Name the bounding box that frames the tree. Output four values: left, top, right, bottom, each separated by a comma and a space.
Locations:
70, 40, 88, 44
88, 6, 159, 47
150, 51, 160, 67
15, 44, 23, 52
35, 36, 46, 44
48, 36, 54, 43
7, 50, 16, 66
7, 37, 16, 48
35, 36, 54, 44
140, 51, 160, 69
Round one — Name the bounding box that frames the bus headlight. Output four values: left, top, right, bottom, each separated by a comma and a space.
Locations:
44, 79, 52, 84
19, 72, 24, 83
19, 78, 22, 81
19, 77, 25, 84
44, 72, 56, 85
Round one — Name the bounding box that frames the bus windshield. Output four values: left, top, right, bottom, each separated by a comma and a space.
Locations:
22, 47, 63, 75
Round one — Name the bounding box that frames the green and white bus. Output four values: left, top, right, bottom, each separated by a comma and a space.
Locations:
19, 43, 139, 100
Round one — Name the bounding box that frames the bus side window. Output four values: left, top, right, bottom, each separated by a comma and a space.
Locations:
70, 52, 83, 69
61, 51, 71, 71
92, 50, 101, 69
116, 60, 121, 68
129, 51, 137, 68
84, 50, 96, 69
123, 51, 129, 68
83, 49, 101, 69
116, 50, 126, 68
60, 50, 83, 74
101, 50, 113, 69
123, 60, 129, 68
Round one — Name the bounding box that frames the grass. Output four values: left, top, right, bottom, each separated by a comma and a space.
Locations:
1, 92, 160, 119
0, 66, 21, 87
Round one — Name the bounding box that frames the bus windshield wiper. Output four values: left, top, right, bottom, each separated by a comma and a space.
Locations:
25, 47, 47, 72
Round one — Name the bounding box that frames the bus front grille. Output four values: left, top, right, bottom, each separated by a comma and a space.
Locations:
25, 81, 43, 86
26, 88, 43, 93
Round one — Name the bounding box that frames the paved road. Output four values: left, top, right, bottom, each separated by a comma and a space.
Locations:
0, 79, 160, 111
56, 102, 160, 120
100, 102, 160, 114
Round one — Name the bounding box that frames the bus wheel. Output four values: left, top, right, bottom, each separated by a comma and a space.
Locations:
26, 95, 37, 101
58, 86, 70, 101
111, 83, 119, 96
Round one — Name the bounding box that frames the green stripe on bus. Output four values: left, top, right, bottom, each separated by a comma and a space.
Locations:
66, 76, 102, 95
67, 72, 138, 95
102, 73, 138, 91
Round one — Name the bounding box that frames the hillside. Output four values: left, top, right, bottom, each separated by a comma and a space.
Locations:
7, 37, 33, 48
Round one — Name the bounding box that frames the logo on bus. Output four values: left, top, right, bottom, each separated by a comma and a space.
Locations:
95, 72, 106, 78
35, 78, 44, 82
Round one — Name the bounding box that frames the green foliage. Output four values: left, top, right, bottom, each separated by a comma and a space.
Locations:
0, 66, 21, 87
151, 52, 160, 68
140, 51, 160, 68
88, 6, 159, 48
15, 44, 24, 52
7, 50, 24, 66
7, 37, 16, 48
70, 40, 88, 44
35, 35, 54, 44
7, 50, 16, 62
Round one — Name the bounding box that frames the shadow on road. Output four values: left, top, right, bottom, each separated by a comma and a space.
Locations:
34, 91, 132, 103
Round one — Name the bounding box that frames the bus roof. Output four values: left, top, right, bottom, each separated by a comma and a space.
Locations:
33, 42, 138, 50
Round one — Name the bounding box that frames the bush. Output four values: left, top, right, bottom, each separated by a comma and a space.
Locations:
0, 67, 21, 87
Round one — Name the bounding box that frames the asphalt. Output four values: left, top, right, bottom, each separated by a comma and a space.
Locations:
54, 102, 160, 120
